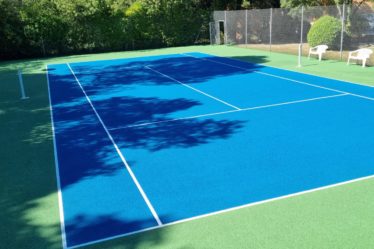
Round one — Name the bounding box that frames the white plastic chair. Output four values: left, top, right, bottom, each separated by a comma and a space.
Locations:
308, 45, 328, 61
347, 48, 373, 67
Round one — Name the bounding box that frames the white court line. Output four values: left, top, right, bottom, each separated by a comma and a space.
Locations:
66, 63, 163, 226
180, 53, 374, 101
108, 93, 348, 131
46, 65, 68, 249
68, 173, 374, 249
145, 65, 241, 110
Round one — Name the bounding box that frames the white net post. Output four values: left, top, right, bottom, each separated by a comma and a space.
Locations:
18, 69, 28, 100
298, 44, 302, 67
339, 3, 346, 60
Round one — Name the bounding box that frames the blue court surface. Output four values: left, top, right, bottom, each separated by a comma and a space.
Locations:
47, 52, 374, 248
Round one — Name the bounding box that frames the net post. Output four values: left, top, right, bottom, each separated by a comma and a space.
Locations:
339, 3, 346, 60
269, 8, 273, 52
18, 69, 29, 100
298, 44, 302, 67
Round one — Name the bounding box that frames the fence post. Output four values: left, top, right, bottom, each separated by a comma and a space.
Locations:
40, 36, 46, 57
269, 8, 273, 52
224, 10, 228, 44
209, 22, 213, 45
300, 6, 304, 47
298, 6, 304, 67
340, 3, 346, 60
216, 21, 220, 44
245, 9, 248, 46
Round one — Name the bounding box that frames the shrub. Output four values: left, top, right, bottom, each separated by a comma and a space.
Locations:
307, 15, 341, 49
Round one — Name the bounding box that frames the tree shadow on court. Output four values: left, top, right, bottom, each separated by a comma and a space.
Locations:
46, 55, 254, 184
1, 72, 65, 249
69, 54, 268, 94
42, 65, 247, 247
1, 53, 263, 249
0, 71, 176, 249
65, 214, 169, 249
229, 55, 269, 65
114, 118, 244, 152
85, 96, 203, 128
49, 71, 245, 185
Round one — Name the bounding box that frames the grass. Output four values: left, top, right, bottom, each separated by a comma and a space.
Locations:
1, 45, 373, 249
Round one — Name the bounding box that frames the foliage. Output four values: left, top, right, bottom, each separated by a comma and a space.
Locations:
0, 0, 27, 58
2, 0, 339, 59
20, 0, 69, 55
281, 0, 373, 8
141, 0, 210, 46
0, 0, 217, 59
307, 15, 341, 48
124, 1, 163, 49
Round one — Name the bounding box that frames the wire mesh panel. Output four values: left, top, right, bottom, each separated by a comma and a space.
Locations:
225, 10, 247, 45
209, 22, 218, 45
271, 7, 303, 53
246, 9, 271, 46
213, 11, 225, 23
347, 3, 374, 50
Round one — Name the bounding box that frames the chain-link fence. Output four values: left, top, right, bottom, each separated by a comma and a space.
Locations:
210, 4, 374, 65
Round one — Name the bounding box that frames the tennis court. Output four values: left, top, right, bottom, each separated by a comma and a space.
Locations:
47, 52, 374, 249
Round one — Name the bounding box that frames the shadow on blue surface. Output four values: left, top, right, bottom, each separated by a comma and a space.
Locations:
48, 59, 247, 247
52, 94, 244, 185
50, 55, 251, 188
71, 55, 264, 92
65, 214, 168, 248
114, 118, 245, 152
67, 55, 265, 128
85, 96, 203, 129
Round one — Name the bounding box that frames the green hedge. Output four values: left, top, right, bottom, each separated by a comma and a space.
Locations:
307, 15, 341, 49
0, 0, 211, 59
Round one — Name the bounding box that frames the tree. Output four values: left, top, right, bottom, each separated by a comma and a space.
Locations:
139, 0, 209, 46
0, 0, 27, 58
281, 0, 374, 16
243, 0, 280, 9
